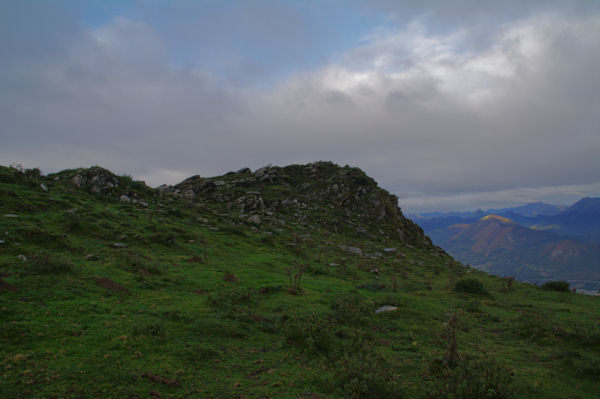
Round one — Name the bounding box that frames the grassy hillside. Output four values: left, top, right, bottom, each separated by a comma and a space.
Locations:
1, 163, 599, 398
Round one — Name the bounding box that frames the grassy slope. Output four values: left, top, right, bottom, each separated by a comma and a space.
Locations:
1, 165, 599, 398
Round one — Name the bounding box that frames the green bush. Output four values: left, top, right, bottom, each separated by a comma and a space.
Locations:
330, 292, 371, 326
283, 312, 334, 354
333, 339, 400, 398
455, 278, 488, 295
540, 281, 570, 292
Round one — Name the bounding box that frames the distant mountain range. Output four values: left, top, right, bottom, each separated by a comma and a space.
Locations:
410, 199, 600, 291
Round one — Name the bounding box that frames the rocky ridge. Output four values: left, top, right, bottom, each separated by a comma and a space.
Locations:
165, 162, 430, 247
33, 162, 435, 251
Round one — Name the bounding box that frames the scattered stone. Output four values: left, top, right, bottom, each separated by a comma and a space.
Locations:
66, 208, 78, 215
236, 167, 251, 174
96, 277, 129, 293
338, 245, 362, 256
112, 243, 128, 248
247, 214, 262, 225
4, 214, 19, 218
0, 279, 19, 292
328, 263, 339, 267
375, 305, 398, 314
120, 194, 131, 203
0, 240, 4, 244
86, 254, 98, 261
384, 248, 396, 252
370, 268, 379, 274
17, 254, 27, 262
138, 201, 148, 207
197, 217, 210, 224
40, 183, 48, 191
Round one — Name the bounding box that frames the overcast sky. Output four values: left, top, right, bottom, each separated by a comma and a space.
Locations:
1, 0, 599, 213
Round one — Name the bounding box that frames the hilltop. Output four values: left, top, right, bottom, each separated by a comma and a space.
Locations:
1, 163, 599, 398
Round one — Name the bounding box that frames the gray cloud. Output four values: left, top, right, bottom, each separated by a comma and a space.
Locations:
0, 2, 599, 212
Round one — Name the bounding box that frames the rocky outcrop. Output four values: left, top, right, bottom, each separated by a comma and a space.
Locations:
168, 162, 431, 247
69, 167, 120, 194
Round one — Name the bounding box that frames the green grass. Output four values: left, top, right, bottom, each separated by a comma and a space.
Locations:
1, 164, 599, 398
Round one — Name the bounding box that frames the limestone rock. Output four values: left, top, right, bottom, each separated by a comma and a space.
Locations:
338, 245, 362, 256
247, 214, 262, 225
375, 305, 398, 314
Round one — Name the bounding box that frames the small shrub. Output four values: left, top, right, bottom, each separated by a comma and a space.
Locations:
207, 287, 253, 311
223, 273, 238, 283
330, 292, 371, 326
306, 263, 327, 276
181, 344, 221, 362
540, 281, 570, 292
333, 339, 400, 399
119, 253, 164, 275
514, 312, 552, 340
573, 356, 600, 378
501, 276, 515, 292
286, 262, 305, 292
258, 285, 283, 295
283, 312, 334, 354
455, 278, 488, 296
424, 353, 514, 399
258, 314, 284, 334
132, 322, 167, 340
463, 299, 482, 313
23, 254, 73, 275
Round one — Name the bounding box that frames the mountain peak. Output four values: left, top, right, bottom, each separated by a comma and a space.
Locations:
480, 214, 514, 224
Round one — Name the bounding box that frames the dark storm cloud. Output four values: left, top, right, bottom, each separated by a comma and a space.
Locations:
0, 1, 599, 212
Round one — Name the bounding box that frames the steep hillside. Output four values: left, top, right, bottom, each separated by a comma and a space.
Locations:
1, 163, 599, 398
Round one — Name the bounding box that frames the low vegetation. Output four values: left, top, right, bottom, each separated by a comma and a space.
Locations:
1, 163, 599, 398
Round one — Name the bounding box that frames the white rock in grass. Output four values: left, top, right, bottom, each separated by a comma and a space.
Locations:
375, 305, 398, 314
